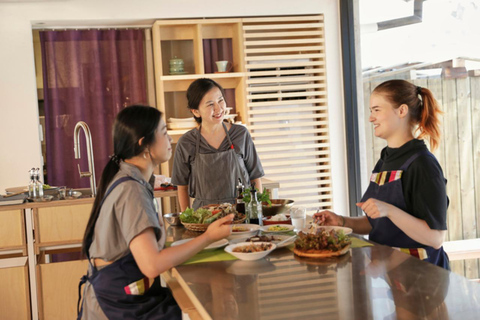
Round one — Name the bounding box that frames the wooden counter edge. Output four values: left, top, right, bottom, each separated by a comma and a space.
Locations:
162, 270, 206, 320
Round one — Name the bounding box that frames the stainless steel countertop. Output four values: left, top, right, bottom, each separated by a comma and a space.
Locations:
167, 225, 480, 320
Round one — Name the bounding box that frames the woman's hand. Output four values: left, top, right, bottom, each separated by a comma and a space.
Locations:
313, 210, 342, 226
204, 214, 234, 243
356, 199, 392, 219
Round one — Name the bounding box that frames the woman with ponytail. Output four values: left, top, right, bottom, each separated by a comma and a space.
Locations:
78, 105, 233, 319
315, 80, 450, 269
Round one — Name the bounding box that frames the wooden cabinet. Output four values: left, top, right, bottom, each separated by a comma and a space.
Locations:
0, 258, 30, 320
0, 209, 26, 254
34, 203, 92, 252
36, 259, 88, 320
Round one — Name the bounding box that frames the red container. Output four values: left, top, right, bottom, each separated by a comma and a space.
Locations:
262, 215, 291, 225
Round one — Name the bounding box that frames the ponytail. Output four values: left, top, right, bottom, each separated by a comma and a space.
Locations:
373, 80, 443, 151
416, 87, 443, 151
81, 157, 121, 256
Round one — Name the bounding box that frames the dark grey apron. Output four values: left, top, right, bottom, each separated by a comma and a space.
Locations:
190, 123, 250, 210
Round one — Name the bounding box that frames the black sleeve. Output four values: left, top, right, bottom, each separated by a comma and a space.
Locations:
403, 155, 448, 230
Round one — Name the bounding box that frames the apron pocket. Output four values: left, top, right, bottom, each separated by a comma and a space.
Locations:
124, 277, 155, 295
394, 247, 428, 260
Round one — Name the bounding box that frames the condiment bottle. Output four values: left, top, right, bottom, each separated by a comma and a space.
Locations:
235, 178, 245, 218
28, 168, 36, 198
35, 168, 44, 199
247, 184, 263, 226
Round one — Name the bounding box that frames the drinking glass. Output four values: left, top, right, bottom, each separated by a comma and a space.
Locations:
290, 207, 306, 232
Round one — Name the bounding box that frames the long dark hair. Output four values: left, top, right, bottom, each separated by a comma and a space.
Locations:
82, 105, 162, 256
373, 79, 443, 151
186, 78, 226, 124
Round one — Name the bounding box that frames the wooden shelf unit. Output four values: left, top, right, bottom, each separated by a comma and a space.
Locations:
152, 15, 333, 214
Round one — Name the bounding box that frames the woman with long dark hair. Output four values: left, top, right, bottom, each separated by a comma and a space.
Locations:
315, 80, 450, 269
78, 105, 233, 319
171, 78, 264, 211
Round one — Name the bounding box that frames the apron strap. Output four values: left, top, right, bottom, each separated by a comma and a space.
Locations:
77, 274, 88, 318
399, 150, 432, 171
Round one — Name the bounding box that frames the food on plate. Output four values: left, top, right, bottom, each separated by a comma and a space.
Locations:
232, 243, 273, 253
232, 226, 248, 232
293, 228, 351, 258
268, 214, 289, 221
179, 203, 244, 224
245, 235, 279, 242
268, 225, 291, 232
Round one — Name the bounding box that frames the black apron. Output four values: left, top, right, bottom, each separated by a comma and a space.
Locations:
360, 150, 450, 270
190, 123, 249, 210
77, 176, 181, 319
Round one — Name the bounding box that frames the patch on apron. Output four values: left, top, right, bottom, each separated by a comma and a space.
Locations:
124, 277, 153, 295
370, 170, 402, 186
394, 247, 428, 260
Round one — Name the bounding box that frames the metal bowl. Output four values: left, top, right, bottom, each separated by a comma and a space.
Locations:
164, 213, 182, 226
262, 199, 294, 217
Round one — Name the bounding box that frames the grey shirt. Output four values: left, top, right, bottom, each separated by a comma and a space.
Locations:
89, 161, 165, 261
82, 162, 165, 320
171, 124, 264, 188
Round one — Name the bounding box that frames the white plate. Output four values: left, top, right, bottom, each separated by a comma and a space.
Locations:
224, 242, 276, 261
229, 234, 295, 249
227, 224, 260, 240
260, 224, 295, 233
171, 238, 229, 250
302, 225, 353, 235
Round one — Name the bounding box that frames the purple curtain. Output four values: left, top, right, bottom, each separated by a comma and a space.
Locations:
40, 29, 147, 188
203, 39, 236, 112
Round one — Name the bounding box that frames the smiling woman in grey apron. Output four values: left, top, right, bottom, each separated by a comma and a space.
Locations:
314, 80, 449, 270
172, 78, 264, 211
77, 106, 233, 319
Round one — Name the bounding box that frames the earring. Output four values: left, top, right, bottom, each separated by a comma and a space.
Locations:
143, 152, 147, 159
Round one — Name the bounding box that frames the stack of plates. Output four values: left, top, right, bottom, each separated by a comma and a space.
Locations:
167, 117, 197, 130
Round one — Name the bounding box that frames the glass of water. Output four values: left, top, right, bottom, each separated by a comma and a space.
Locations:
290, 207, 306, 232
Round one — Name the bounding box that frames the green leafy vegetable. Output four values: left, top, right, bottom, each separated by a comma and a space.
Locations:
242, 187, 271, 206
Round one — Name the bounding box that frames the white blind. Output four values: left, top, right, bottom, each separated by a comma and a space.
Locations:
242, 15, 332, 214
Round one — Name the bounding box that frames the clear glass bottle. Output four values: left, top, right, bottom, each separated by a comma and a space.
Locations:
35, 168, 44, 199
247, 188, 263, 226
28, 168, 36, 198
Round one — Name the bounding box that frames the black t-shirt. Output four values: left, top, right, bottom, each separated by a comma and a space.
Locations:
377, 139, 448, 230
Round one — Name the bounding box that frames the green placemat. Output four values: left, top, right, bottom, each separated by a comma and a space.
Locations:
350, 237, 373, 248
165, 241, 238, 265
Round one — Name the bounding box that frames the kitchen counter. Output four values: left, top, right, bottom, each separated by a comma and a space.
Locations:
164, 227, 480, 320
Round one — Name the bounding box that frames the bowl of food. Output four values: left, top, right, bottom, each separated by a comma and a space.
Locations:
164, 213, 182, 226
262, 213, 291, 225
224, 242, 276, 261
227, 224, 260, 240
179, 203, 245, 232
262, 199, 294, 217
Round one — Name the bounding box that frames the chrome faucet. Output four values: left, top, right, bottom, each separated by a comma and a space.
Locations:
74, 121, 97, 197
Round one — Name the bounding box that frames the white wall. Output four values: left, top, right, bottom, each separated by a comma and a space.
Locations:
0, 0, 349, 215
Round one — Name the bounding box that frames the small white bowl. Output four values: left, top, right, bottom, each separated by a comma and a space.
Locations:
227, 224, 260, 240
224, 242, 276, 261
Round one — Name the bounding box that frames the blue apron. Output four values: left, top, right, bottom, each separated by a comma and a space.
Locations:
77, 176, 181, 319
361, 150, 450, 270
